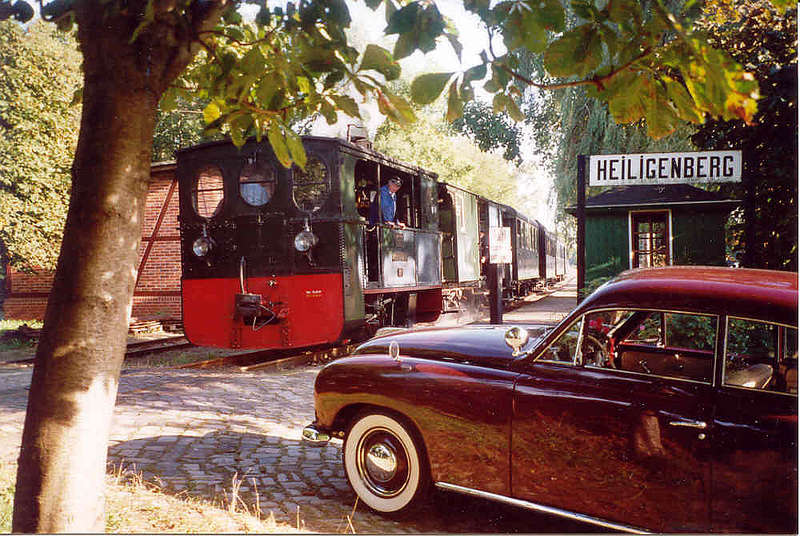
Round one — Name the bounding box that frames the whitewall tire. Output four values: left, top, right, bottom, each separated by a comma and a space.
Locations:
343, 411, 428, 514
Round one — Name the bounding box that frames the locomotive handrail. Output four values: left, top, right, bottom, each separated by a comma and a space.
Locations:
240, 256, 247, 294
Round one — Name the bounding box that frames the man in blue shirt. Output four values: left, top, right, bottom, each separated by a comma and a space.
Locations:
369, 176, 405, 227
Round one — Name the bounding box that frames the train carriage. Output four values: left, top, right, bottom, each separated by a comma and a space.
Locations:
499, 206, 542, 298
438, 183, 482, 312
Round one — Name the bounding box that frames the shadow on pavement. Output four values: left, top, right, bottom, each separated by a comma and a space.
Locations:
107, 429, 603, 534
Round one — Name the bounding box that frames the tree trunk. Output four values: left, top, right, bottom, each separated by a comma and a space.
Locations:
12, 62, 158, 536
11, 2, 224, 530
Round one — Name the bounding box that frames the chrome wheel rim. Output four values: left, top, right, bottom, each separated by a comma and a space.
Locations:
356, 428, 410, 498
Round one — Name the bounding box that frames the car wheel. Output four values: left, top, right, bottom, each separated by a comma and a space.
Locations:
343, 411, 429, 514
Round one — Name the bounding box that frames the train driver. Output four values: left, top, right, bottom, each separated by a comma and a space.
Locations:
369, 176, 405, 228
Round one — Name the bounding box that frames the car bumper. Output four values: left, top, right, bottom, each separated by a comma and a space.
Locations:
302, 424, 331, 445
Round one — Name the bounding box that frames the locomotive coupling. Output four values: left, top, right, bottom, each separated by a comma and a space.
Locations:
235, 293, 266, 318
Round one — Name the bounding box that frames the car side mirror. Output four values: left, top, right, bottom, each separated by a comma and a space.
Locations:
504, 326, 530, 357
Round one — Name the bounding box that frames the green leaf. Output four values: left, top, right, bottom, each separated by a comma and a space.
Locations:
543, 25, 603, 78
463, 63, 487, 85
203, 101, 222, 124
285, 129, 307, 169
320, 99, 338, 124
393, 33, 417, 61
323, 70, 345, 90
365, 0, 382, 9
386, 92, 416, 123
536, 0, 565, 31
332, 95, 361, 118
446, 33, 463, 61
229, 113, 252, 148
378, 91, 416, 124
502, 4, 548, 53
446, 81, 463, 122
571, 0, 594, 20
643, 83, 680, 139
767, 0, 795, 9
663, 77, 703, 124
505, 98, 524, 122
492, 92, 510, 114
359, 44, 401, 81
606, 73, 646, 123
607, 0, 640, 24
268, 122, 292, 168
385, 2, 420, 34
410, 72, 453, 105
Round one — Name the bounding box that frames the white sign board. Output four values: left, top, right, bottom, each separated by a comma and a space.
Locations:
589, 150, 742, 186
489, 226, 512, 264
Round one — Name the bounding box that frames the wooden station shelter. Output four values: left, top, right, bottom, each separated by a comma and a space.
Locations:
567, 184, 740, 293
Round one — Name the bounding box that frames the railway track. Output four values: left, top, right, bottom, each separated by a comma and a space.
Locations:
178, 343, 358, 371
4, 335, 195, 366
125, 336, 193, 358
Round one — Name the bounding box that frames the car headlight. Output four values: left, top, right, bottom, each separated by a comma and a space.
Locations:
192, 236, 213, 257
294, 229, 318, 252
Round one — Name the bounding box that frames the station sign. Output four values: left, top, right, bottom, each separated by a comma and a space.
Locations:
589, 150, 742, 186
489, 226, 512, 264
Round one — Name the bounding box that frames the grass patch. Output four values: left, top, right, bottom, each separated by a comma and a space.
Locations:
0, 321, 39, 361
1, 462, 303, 533
0, 320, 43, 332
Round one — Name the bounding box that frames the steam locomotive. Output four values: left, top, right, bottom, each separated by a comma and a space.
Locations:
178, 136, 567, 350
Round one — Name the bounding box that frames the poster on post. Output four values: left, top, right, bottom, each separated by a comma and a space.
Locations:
489, 226, 512, 264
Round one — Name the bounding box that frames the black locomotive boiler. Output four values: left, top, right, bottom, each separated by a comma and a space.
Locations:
178, 136, 567, 350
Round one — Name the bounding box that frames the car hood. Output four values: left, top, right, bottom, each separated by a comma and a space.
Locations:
352, 324, 552, 369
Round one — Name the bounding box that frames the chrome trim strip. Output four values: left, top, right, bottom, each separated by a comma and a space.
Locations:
434, 482, 650, 534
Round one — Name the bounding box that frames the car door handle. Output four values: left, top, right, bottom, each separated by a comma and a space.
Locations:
669, 419, 707, 429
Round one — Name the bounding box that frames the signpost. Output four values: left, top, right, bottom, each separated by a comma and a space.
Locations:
577, 150, 743, 303
488, 226, 512, 324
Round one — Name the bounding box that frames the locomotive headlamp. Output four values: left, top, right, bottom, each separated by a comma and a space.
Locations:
294, 218, 318, 253
294, 229, 318, 252
192, 236, 214, 257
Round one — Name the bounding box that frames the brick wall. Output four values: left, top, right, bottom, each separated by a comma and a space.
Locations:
2, 162, 183, 323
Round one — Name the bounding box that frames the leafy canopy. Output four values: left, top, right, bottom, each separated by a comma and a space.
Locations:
0, 20, 81, 271
19, 0, 783, 168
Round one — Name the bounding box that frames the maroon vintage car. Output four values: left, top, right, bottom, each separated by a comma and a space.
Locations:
303, 267, 798, 533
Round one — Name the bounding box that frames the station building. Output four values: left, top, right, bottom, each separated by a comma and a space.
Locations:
567, 184, 740, 293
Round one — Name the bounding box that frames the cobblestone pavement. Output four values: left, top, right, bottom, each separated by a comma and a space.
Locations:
0, 282, 596, 533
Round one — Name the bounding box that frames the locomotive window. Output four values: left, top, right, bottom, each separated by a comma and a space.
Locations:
239, 160, 275, 207
292, 154, 329, 213
193, 165, 225, 219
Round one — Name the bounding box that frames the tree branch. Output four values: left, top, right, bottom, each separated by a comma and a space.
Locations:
496, 47, 654, 92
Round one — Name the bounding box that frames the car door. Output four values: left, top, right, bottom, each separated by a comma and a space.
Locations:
511, 309, 715, 532
710, 317, 798, 533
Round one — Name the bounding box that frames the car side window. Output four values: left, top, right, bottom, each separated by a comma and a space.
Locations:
724, 318, 796, 394
540, 318, 583, 364
587, 309, 715, 383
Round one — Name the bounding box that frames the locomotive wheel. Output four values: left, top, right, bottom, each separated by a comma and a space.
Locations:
343, 411, 429, 515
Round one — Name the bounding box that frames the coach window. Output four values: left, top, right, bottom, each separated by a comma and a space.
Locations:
240, 159, 275, 207
293, 154, 330, 213
193, 165, 225, 218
